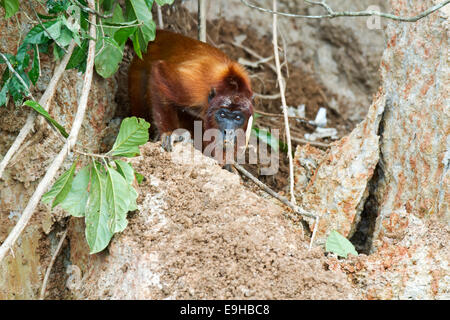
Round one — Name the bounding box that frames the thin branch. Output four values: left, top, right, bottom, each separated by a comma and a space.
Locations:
255, 109, 316, 126
309, 216, 320, 250
72, 0, 115, 19
253, 92, 280, 100
273, 0, 296, 205
0, 41, 76, 179
156, 4, 164, 29
240, 0, 450, 22
39, 229, 68, 300
230, 41, 277, 74
198, 0, 207, 42
290, 136, 330, 149
0, 0, 97, 263
234, 163, 317, 219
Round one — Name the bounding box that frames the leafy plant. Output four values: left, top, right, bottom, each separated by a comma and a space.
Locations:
0, 0, 174, 107
325, 230, 358, 258
42, 117, 150, 253
251, 126, 288, 153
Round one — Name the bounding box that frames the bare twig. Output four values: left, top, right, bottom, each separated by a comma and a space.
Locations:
0, 0, 96, 263
234, 163, 317, 219
253, 92, 281, 99
156, 4, 164, 29
273, 0, 296, 204
73, 0, 115, 19
39, 229, 68, 300
230, 41, 277, 74
0, 41, 76, 179
198, 0, 207, 42
309, 216, 320, 249
240, 0, 450, 22
290, 136, 330, 149
255, 109, 316, 125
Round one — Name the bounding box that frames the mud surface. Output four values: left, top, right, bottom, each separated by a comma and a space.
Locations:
71, 143, 356, 299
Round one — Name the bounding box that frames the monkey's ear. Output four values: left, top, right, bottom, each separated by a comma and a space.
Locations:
208, 88, 216, 103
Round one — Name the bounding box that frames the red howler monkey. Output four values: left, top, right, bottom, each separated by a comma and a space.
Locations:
128, 30, 253, 166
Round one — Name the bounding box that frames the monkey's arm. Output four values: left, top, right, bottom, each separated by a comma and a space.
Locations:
150, 61, 187, 151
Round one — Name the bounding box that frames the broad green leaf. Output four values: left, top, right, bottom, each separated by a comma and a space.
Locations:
108, 117, 150, 157
66, 39, 88, 71
126, 0, 156, 53
114, 26, 137, 47
0, 78, 10, 107
24, 20, 62, 45
114, 160, 135, 184
24, 100, 69, 138
115, 160, 138, 211
42, 159, 78, 208
94, 37, 123, 78
155, 0, 174, 5
60, 165, 91, 217
130, 29, 142, 59
55, 26, 74, 47
106, 166, 131, 233
29, 47, 40, 85
0, 0, 19, 19
103, 4, 125, 38
325, 230, 358, 258
85, 162, 113, 254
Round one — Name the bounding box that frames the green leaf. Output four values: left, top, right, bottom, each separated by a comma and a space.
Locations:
0, 78, 10, 107
106, 166, 131, 233
155, 0, 174, 5
115, 160, 138, 211
24, 20, 62, 45
252, 127, 280, 152
126, 0, 156, 52
46, 0, 70, 14
24, 100, 69, 138
325, 230, 358, 258
114, 160, 135, 184
94, 37, 123, 78
135, 172, 144, 184
114, 26, 137, 47
42, 159, 78, 208
0, 0, 19, 19
85, 162, 113, 254
60, 165, 91, 217
29, 47, 40, 85
66, 39, 88, 71
103, 4, 125, 38
55, 26, 74, 47
108, 117, 150, 157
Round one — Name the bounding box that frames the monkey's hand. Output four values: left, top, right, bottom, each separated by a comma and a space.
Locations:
161, 130, 192, 152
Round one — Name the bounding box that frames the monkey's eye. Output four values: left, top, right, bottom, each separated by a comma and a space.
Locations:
235, 115, 241, 121
220, 112, 226, 118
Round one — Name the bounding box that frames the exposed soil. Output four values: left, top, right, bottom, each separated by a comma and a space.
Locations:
71, 142, 357, 299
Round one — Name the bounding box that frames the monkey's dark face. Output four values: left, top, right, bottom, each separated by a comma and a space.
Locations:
214, 108, 246, 146
205, 92, 253, 149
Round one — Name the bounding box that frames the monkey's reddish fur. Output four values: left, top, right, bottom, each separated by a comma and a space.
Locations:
128, 30, 253, 141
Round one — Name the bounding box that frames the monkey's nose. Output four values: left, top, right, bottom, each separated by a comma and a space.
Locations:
223, 130, 236, 147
